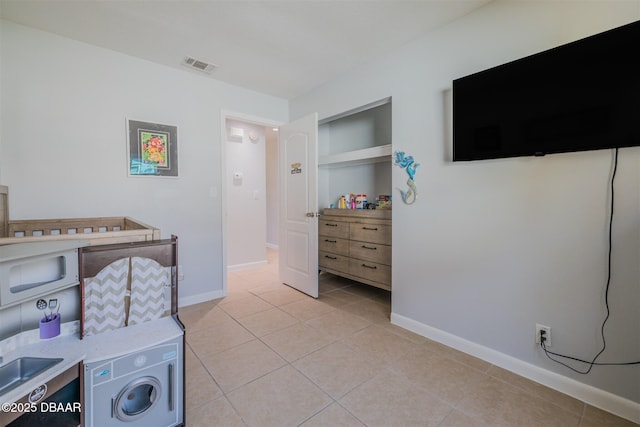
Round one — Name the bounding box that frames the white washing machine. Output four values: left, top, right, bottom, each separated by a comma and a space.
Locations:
83, 336, 183, 427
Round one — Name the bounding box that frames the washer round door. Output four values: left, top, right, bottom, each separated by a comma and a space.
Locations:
114, 376, 162, 422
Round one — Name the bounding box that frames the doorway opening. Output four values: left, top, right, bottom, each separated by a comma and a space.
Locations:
221, 111, 281, 295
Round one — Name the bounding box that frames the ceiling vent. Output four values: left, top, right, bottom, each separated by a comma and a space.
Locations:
182, 56, 217, 74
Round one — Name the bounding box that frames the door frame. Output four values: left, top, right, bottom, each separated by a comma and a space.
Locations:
220, 110, 283, 295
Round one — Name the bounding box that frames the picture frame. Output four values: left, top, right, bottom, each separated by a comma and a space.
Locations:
127, 119, 179, 177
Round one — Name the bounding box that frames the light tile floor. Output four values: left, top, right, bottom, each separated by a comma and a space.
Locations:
181, 249, 637, 427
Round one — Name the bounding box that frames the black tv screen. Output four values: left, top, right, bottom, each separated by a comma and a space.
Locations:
453, 20, 640, 162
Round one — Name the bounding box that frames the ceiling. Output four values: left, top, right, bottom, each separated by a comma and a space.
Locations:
0, 0, 493, 99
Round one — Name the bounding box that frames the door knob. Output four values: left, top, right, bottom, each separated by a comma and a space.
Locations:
306, 212, 318, 217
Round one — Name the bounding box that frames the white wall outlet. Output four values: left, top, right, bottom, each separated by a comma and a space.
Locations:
535, 324, 551, 347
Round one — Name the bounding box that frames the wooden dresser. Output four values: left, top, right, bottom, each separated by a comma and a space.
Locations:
319, 208, 391, 291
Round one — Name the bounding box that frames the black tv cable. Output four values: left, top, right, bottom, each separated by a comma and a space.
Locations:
540, 147, 640, 374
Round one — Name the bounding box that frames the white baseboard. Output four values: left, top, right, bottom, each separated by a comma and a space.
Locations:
390, 312, 640, 424
179, 289, 225, 308
227, 260, 268, 272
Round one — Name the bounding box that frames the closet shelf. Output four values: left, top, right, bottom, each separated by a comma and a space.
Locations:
318, 144, 392, 168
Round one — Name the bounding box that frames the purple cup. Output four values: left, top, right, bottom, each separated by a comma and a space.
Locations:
39, 313, 61, 339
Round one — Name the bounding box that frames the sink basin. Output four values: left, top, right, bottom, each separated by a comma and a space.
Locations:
0, 357, 63, 396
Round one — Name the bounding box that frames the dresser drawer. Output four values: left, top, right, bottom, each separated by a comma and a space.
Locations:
319, 251, 349, 272
349, 258, 391, 285
319, 220, 349, 239
350, 223, 391, 245
319, 236, 349, 256
349, 240, 391, 265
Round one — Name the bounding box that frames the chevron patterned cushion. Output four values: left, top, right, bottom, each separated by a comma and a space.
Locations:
127, 257, 169, 326
83, 257, 128, 336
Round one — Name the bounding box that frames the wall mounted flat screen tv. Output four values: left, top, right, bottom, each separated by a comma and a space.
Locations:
453, 20, 640, 162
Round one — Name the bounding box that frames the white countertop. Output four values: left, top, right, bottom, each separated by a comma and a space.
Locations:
82, 316, 183, 363
0, 316, 183, 404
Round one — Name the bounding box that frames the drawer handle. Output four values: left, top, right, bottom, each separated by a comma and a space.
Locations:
325, 255, 338, 260
325, 239, 337, 243
325, 223, 338, 227
361, 263, 377, 269
362, 227, 378, 231
361, 245, 377, 250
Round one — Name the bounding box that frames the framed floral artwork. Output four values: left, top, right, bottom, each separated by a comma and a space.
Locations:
127, 119, 178, 177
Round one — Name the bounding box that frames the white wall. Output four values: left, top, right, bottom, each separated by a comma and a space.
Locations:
225, 119, 267, 268
0, 20, 288, 305
291, 0, 640, 417
265, 128, 279, 248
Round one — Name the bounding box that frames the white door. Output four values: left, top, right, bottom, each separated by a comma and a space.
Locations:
278, 113, 318, 298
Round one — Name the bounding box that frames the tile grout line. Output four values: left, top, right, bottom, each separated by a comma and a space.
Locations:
219, 277, 388, 426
